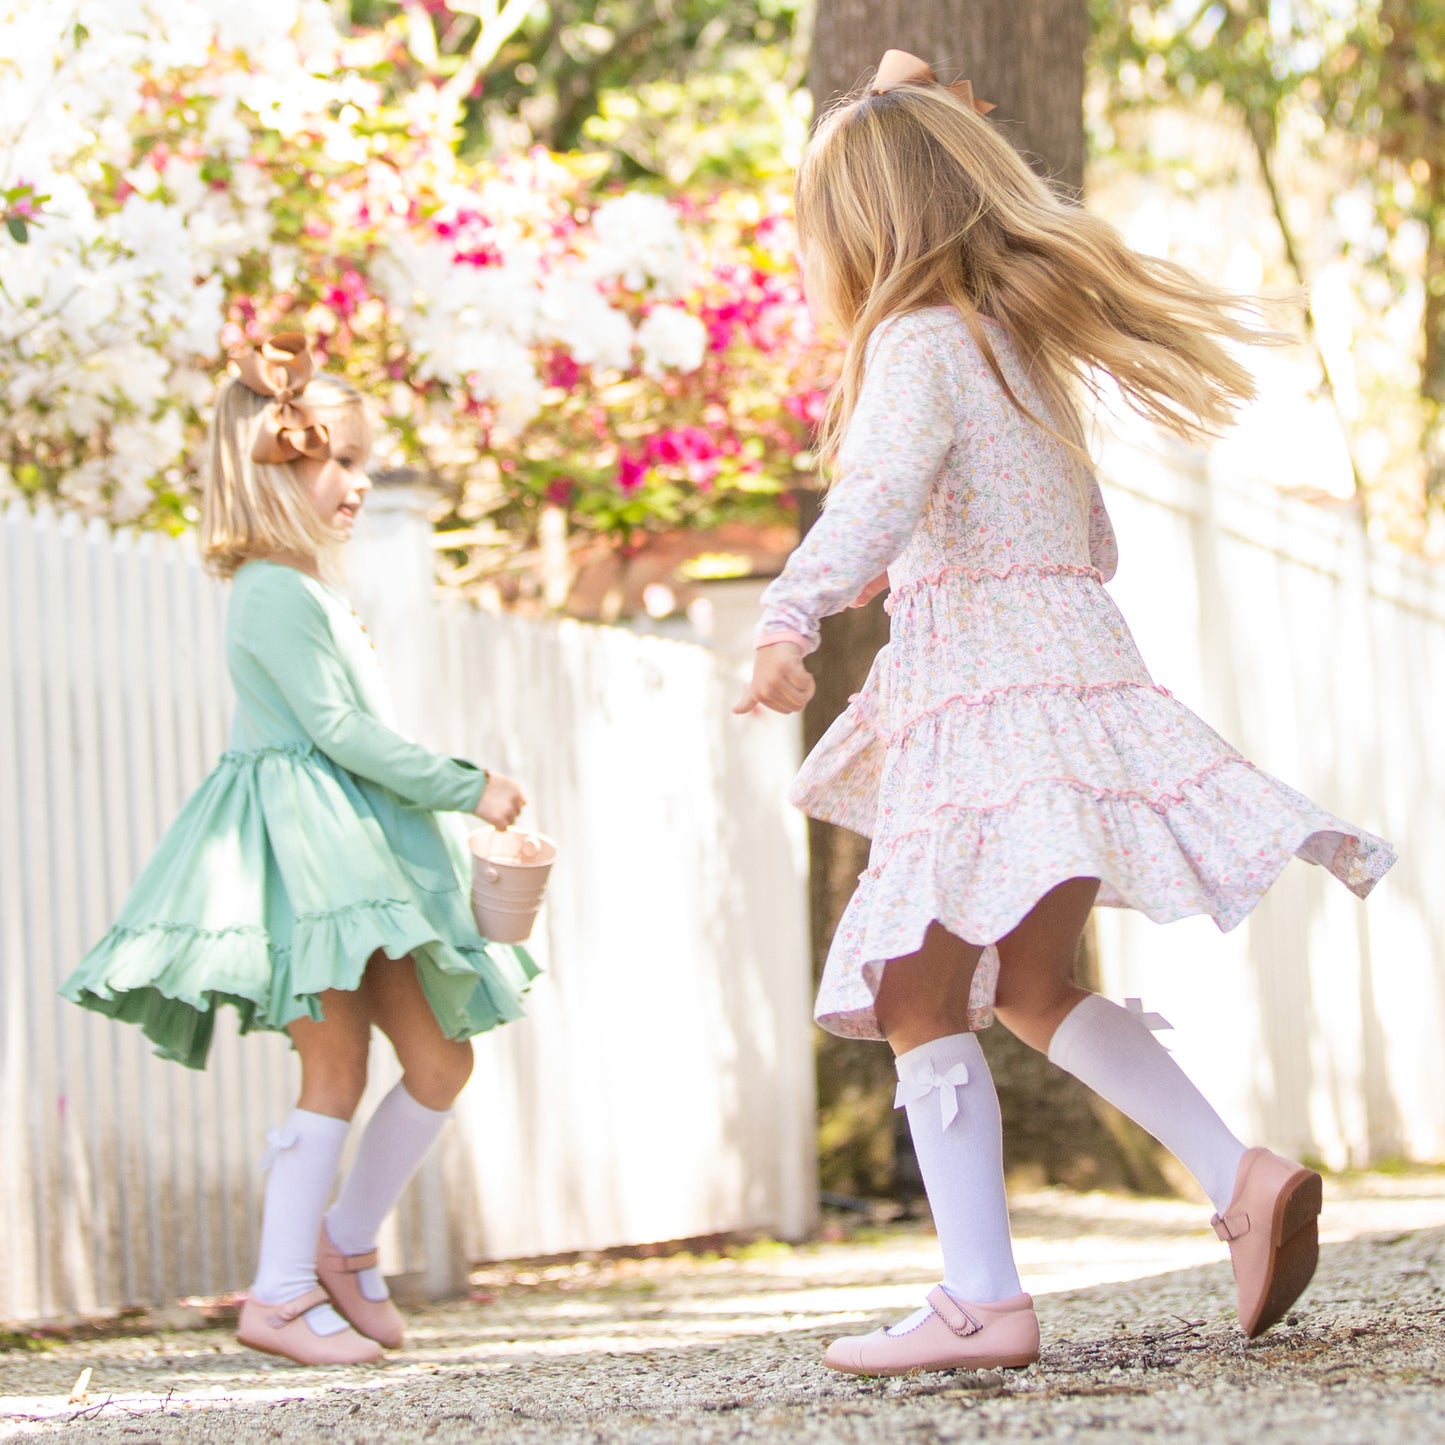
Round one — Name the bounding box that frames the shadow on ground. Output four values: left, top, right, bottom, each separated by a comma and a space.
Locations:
3, 1179, 1442, 1445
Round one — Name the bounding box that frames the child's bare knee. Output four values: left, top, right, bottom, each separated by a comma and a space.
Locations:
877, 993, 976, 1055
995, 968, 1090, 1054
302, 1047, 370, 1116
405, 1040, 474, 1110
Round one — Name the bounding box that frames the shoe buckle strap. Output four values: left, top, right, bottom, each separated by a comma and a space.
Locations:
1211, 1209, 1250, 1243
268, 1286, 330, 1327
926, 1286, 981, 1337
335, 1247, 380, 1273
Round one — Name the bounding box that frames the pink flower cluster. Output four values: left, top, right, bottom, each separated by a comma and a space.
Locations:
211, 125, 830, 544
700, 262, 801, 356
617, 425, 737, 494
433, 209, 503, 268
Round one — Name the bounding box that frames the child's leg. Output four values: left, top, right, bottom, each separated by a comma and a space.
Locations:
324, 956, 472, 1302
824, 903, 1104, 1375
252, 987, 371, 1330
991, 891, 1321, 1337
990, 905, 1245, 1213
873, 923, 1022, 1306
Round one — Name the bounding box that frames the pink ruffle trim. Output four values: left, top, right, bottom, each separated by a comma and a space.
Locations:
862, 755, 1257, 876
871, 678, 1173, 747
885, 561, 1103, 612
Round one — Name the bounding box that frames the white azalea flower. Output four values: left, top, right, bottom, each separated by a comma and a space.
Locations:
539, 272, 635, 373
165, 275, 225, 358
60, 459, 108, 510
589, 193, 695, 297
635, 305, 707, 378
467, 339, 544, 432
168, 365, 216, 409
116, 194, 196, 277
203, 84, 255, 160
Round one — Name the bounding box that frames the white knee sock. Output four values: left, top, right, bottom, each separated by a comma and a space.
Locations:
252, 1108, 350, 1334
1047, 993, 1246, 1212
325, 1082, 451, 1302
894, 1032, 1023, 1315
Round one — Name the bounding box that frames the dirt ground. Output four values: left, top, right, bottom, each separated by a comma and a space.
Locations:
3, 1172, 1443, 1445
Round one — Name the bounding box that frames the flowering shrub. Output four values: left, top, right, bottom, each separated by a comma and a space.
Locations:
0, 0, 828, 568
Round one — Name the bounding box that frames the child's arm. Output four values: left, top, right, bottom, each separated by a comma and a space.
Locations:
755, 312, 959, 655
238, 571, 490, 814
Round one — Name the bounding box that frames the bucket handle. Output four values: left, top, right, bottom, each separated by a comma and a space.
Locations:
480, 828, 544, 863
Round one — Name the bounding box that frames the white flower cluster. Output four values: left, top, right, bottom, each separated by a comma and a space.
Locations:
588, 193, 696, 297
0, 0, 716, 514
0, 0, 334, 515
374, 231, 548, 431
635, 306, 708, 379
374, 192, 706, 434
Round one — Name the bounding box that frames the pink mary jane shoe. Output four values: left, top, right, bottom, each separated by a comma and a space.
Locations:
824, 1287, 1040, 1376
236, 1286, 383, 1366
317, 1224, 406, 1349
1212, 1147, 1323, 1338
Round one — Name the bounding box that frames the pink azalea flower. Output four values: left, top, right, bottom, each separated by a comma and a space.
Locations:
617, 451, 648, 494
544, 351, 583, 390
784, 390, 827, 425
323, 267, 368, 320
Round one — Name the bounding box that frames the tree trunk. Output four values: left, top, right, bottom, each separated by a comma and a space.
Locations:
806, 0, 1182, 1201
810, 1, 1088, 194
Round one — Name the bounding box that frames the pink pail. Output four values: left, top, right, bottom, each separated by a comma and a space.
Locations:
468, 826, 558, 944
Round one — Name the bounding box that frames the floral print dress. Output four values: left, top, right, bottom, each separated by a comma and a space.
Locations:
756, 307, 1395, 1041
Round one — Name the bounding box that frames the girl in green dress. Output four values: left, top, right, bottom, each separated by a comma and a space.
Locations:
62, 334, 537, 1366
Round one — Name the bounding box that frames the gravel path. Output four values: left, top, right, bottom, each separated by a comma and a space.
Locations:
4, 1173, 1443, 1444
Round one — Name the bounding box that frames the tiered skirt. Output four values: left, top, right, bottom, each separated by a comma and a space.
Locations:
794, 570, 1394, 1040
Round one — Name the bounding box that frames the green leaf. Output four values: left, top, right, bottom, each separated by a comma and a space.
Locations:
5, 216, 28, 244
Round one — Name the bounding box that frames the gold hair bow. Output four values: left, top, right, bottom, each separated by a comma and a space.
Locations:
870, 48, 995, 115
229, 332, 331, 465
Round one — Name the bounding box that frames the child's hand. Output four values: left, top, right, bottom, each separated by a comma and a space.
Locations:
848, 573, 890, 608
734, 642, 816, 716
475, 772, 526, 830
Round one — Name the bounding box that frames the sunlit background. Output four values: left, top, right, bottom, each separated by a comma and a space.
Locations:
3, 0, 1442, 1326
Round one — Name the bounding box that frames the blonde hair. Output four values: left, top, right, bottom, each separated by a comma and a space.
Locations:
200, 371, 366, 580
797, 77, 1283, 470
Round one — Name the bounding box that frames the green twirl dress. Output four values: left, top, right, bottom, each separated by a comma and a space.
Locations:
62, 559, 538, 1069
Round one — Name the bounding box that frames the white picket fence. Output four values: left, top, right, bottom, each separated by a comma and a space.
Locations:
0, 494, 814, 1323
1092, 431, 1445, 1171
5, 436, 1444, 1325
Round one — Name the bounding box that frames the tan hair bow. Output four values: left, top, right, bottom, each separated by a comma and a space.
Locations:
871, 48, 995, 115
229, 332, 331, 465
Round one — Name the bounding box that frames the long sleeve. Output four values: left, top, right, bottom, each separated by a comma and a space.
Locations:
1086, 473, 1118, 582
756, 312, 960, 654
237, 572, 487, 814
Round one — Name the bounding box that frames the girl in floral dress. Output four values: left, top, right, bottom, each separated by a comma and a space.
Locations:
736, 51, 1395, 1375
63, 335, 536, 1366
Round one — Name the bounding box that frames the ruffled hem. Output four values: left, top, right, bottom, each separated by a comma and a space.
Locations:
63, 898, 539, 1070
788, 643, 895, 836
811, 761, 1395, 1040
61, 744, 540, 1069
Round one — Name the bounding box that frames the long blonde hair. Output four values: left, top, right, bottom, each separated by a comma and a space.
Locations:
797, 75, 1282, 469
200, 372, 365, 580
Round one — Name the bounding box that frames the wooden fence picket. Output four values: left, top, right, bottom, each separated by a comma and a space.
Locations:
1, 500, 813, 1321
